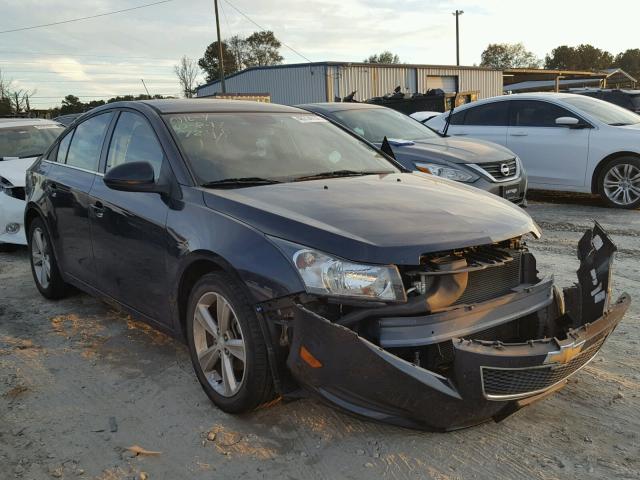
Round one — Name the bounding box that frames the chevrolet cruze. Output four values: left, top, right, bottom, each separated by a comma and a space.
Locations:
25, 99, 629, 430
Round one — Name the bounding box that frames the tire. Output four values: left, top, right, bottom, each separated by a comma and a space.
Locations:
28, 217, 67, 299
597, 156, 640, 209
186, 272, 274, 413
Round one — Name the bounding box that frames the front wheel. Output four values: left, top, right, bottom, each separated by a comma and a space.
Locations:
186, 272, 274, 413
598, 157, 640, 209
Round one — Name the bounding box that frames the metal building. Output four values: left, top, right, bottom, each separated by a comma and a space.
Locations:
195, 62, 503, 104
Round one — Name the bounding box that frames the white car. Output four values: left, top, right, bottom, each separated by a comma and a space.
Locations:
409, 111, 442, 123
0, 118, 64, 249
426, 93, 640, 208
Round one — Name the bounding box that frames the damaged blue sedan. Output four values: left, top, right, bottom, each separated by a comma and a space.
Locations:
25, 99, 630, 430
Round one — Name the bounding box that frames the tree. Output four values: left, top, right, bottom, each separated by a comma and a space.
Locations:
364, 51, 400, 64
480, 43, 541, 69
174, 55, 200, 98
198, 41, 238, 83
10, 88, 36, 114
244, 30, 283, 67
227, 34, 250, 71
614, 49, 640, 80
0, 69, 13, 115
60, 95, 85, 115
545, 44, 614, 71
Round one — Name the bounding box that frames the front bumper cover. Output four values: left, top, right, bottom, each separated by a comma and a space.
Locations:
0, 193, 27, 245
285, 223, 630, 431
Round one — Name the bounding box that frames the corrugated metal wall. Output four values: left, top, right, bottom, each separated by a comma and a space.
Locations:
327, 65, 418, 101
197, 64, 503, 104
197, 64, 328, 104
416, 67, 503, 99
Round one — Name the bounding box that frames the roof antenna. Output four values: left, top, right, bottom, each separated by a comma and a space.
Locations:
381, 136, 395, 159
442, 91, 458, 136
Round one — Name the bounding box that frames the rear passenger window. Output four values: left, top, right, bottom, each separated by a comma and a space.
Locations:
66, 113, 113, 171
56, 132, 72, 163
463, 102, 509, 126
509, 100, 573, 127
106, 112, 164, 179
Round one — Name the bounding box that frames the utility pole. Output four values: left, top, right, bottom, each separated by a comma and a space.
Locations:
214, 0, 226, 93
452, 10, 464, 66
141, 78, 151, 97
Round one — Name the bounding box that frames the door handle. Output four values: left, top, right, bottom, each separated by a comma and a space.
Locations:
509, 131, 528, 137
91, 201, 105, 219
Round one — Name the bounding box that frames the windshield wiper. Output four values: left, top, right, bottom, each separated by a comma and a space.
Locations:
19, 153, 43, 158
293, 170, 394, 181
200, 177, 282, 188
608, 122, 632, 126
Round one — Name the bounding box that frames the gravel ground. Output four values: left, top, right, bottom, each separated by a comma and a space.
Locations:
1, 193, 639, 480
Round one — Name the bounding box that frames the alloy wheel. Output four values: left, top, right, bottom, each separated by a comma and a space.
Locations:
192, 291, 246, 397
603, 163, 640, 206
31, 227, 51, 289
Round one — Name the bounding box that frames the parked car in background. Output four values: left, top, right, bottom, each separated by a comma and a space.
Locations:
570, 88, 640, 114
298, 103, 527, 205
53, 113, 84, 127
0, 118, 64, 250
427, 93, 640, 209
24, 99, 629, 431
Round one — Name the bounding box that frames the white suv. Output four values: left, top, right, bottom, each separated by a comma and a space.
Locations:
0, 118, 64, 249
427, 93, 640, 208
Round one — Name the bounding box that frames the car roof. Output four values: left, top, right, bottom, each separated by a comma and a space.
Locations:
298, 102, 386, 114
138, 98, 305, 114
0, 118, 63, 128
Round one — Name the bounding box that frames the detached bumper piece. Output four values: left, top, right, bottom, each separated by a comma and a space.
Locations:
286, 223, 630, 431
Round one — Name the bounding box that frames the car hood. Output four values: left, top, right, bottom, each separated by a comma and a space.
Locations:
381, 137, 514, 165
201, 173, 539, 265
0, 157, 37, 186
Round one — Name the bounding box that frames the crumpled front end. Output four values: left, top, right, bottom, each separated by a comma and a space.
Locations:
279, 223, 630, 430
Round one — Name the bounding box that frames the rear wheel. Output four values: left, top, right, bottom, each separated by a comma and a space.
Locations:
28, 217, 67, 299
186, 272, 274, 413
598, 157, 640, 209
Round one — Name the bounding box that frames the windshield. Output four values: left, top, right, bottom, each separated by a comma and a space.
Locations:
563, 95, 640, 125
332, 107, 440, 143
0, 123, 64, 159
166, 112, 398, 184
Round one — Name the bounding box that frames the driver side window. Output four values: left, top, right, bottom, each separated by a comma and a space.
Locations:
509, 100, 575, 127
106, 112, 164, 179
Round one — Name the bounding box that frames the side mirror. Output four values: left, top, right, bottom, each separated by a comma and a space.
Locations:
104, 161, 166, 193
555, 116, 580, 127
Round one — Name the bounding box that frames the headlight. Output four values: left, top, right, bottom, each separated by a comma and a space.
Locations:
414, 162, 477, 182
271, 238, 406, 302
0, 176, 12, 195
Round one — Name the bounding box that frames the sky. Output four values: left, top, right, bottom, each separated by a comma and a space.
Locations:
1, 0, 639, 109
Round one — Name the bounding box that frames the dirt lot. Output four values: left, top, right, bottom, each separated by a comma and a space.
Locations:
1, 194, 639, 480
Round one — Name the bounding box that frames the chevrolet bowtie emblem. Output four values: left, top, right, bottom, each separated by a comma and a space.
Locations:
544, 340, 586, 365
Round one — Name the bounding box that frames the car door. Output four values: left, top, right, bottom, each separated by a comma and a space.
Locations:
43, 112, 114, 284
444, 100, 509, 146
506, 100, 591, 187
89, 110, 171, 323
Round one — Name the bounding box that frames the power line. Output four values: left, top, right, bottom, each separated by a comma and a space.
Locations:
221, 0, 313, 63
0, 50, 177, 61
0, 61, 173, 67
0, 0, 177, 34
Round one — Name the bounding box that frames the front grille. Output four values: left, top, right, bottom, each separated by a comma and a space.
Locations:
481, 333, 607, 398
478, 158, 518, 179
453, 253, 521, 305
